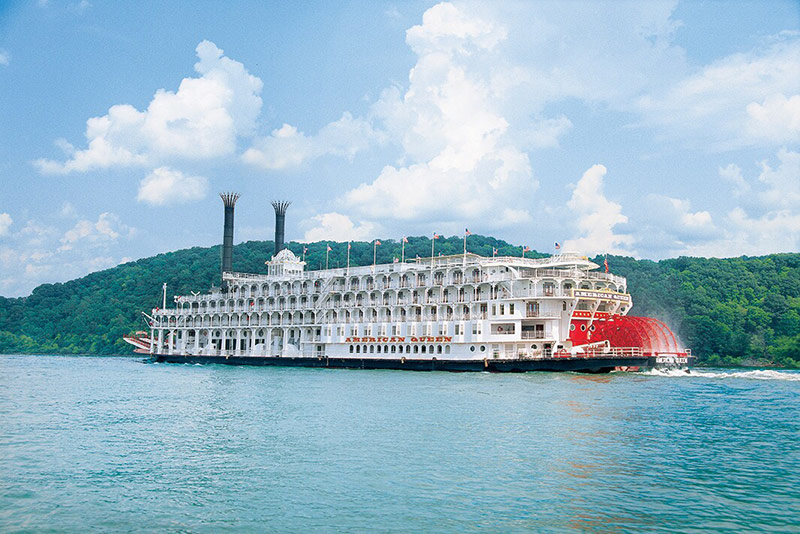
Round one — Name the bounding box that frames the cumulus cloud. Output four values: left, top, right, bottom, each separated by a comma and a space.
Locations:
0, 211, 136, 297
636, 36, 800, 149
637, 149, 800, 258
302, 212, 379, 242
35, 40, 263, 174
0, 49, 9, 66
338, 2, 535, 227
137, 166, 209, 206
59, 212, 134, 251
0, 213, 12, 236
243, 112, 380, 170
563, 164, 634, 255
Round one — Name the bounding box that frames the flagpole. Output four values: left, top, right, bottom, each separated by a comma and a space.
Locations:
373, 240, 377, 268
431, 233, 435, 260
401, 238, 405, 264
522, 246, 525, 258
325, 244, 329, 270
346, 242, 351, 275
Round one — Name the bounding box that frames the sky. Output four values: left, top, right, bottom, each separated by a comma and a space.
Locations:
0, 0, 799, 297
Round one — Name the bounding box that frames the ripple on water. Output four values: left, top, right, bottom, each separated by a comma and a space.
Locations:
0, 355, 798, 533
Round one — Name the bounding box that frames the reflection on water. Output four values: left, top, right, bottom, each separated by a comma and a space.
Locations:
1, 355, 798, 533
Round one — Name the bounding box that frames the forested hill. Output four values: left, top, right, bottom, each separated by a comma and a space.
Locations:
0, 235, 798, 367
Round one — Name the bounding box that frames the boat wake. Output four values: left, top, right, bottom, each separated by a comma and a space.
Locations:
645, 368, 800, 381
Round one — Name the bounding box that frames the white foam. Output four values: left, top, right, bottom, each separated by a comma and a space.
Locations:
644, 368, 800, 381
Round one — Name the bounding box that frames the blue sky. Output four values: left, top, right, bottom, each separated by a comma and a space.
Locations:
0, 0, 798, 297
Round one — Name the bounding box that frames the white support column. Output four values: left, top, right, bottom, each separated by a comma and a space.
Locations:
221, 330, 227, 355
157, 328, 164, 354
236, 328, 242, 356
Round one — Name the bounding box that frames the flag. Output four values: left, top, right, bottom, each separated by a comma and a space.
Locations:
303, 246, 308, 254
327, 244, 332, 251
523, 245, 530, 252
554, 242, 561, 250
493, 247, 498, 255
604, 255, 609, 273
375, 240, 381, 246
250, 301, 254, 306
465, 228, 471, 236
402, 236, 408, 243
347, 242, 351, 250
393, 257, 399, 263
433, 233, 440, 239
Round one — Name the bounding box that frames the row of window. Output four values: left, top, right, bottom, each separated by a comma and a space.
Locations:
349, 344, 453, 355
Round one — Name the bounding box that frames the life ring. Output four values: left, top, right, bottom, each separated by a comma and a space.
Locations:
498, 326, 504, 333
401, 357, 406, 364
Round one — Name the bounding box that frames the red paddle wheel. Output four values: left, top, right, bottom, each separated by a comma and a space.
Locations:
575, 315, 683, 356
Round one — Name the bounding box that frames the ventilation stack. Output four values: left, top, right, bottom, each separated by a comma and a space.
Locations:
272, 201, 291, 257
220, 192, 239, 276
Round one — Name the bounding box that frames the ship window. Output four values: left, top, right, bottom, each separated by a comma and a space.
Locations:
580, 324, 586, 331
414, 346, 419, 354
355, 345, 360, 353
445, 346, 450, 355
421, 345, 426, 353
384, 345, 389, 353
480, 345, 486, 352
437, 345, 442, 354
369, 345, 374, 353
563, 302, 567, 311
391, 346, 396, 353
570, 324, 576, 331
429, 345, 434, 354
470, 346, 475, 352
376, 345, 381, 353
509, 304, 514, 314
500, 304, 504, 315
350, 345, 354, 353
589, 325, 596, 331
362, 345, 367, 353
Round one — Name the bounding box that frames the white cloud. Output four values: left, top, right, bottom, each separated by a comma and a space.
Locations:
755, 148, 800, 210
35, 40, 263, 174
563, 164, 635, 255
338, 2, 535, 227
302, 212, 379, 242
137, 166, 209, 206
0, 213, 12, 236
637, 149, 800, 258
242, 112, 380, 170
0, 49, 9, 66
59, 212, 134, 251
718, 163, 749, 196
636, 37, 800, 149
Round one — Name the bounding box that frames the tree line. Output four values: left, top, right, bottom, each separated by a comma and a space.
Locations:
0, 235, 797, 367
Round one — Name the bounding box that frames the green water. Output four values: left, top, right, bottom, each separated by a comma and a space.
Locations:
1, 355, 798, 532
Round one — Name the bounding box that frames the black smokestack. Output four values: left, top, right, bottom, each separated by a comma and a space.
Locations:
272, 200, 290, 257
220, 192, 239, 275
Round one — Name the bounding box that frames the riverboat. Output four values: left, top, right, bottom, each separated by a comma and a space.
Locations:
124, 194, 693, 373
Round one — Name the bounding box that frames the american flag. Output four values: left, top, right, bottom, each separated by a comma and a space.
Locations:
554, 242, 561, 250
375, 240, 381, 246
465, 228, 471, 236
433, 233, 440, 239
493, 247, 498, 256
327, 244, 332, 251
347, 242, 351, 249
402, 236, 408, 243
523, 245, 530, 252
604, 255, 609, 273
303, 246, 308, 253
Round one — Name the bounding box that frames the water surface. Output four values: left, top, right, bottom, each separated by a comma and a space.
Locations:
1, 355, 798, 532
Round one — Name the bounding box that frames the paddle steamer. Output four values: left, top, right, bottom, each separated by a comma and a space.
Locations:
124, 194, 692, 372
